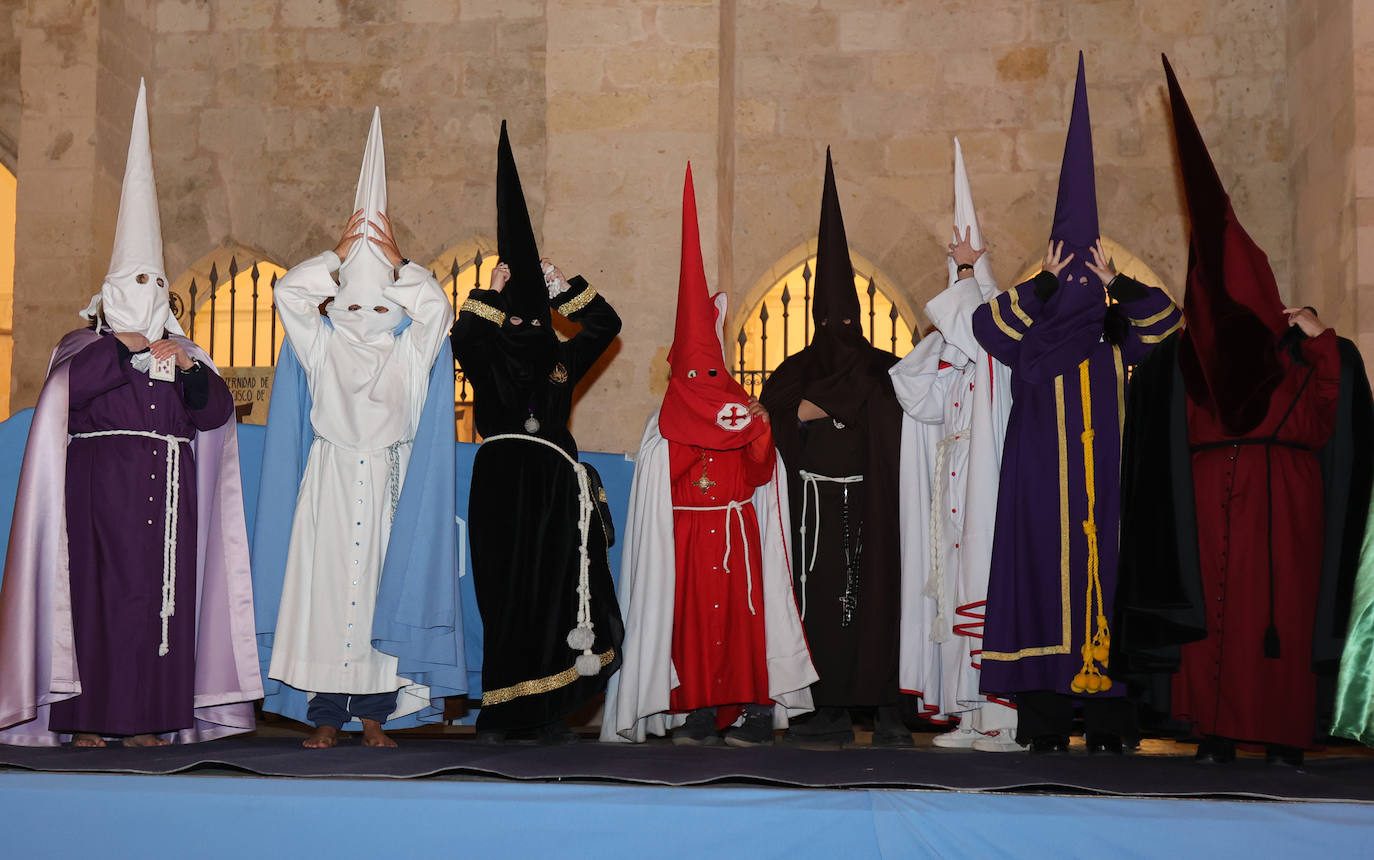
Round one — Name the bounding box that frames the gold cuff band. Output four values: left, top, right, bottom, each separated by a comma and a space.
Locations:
461, 297, 506, 326
555, 284, 597, 317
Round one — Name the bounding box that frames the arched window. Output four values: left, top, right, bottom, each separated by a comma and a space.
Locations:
0, 163, 13, 417
427, 236, 498, 443
171, 246, 288, 368
733, 243, 918, 396
171, 246, 288, 423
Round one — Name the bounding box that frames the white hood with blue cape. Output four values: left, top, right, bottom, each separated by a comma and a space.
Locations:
251, 330, 465, 728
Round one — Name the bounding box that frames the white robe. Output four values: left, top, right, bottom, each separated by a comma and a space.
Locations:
891, 276, 1014, 728
267, 251, 453, 720
600, 412, 817, 743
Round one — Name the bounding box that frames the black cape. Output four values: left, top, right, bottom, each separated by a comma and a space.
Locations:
1114, 332, 1374, 725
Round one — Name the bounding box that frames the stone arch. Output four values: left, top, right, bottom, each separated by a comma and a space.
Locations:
169, 243, 288, 368
731, 239, 919, 394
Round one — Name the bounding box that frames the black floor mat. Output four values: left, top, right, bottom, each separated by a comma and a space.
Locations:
2, 738, 1373, 802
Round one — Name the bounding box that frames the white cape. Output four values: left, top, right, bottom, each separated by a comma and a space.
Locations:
600, 412, 817, 743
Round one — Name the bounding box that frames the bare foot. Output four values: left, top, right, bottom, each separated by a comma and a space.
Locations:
360, 719, 397, 748
122, 733, 171, 748
303, 725, 339, 749
71, 733, 106, 748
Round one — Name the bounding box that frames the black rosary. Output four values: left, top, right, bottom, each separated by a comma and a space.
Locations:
838, 484, 863, 627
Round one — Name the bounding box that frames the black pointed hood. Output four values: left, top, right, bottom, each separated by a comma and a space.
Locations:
808, 148, 867, 369
497, 120, 549, 326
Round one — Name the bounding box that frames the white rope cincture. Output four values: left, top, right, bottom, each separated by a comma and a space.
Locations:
70, 429, 192, 657
481, 433, 602, 676
926, 431, 965, 644
796, 470, 865, 621
385, 439, 413, 526
672, 499, 757, 615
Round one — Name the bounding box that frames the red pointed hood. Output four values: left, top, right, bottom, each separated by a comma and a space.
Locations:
660, 164, 768, 449
1165, 55, 1286, 435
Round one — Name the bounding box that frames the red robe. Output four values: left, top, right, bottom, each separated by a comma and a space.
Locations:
1173, 330, 1340, 748
667, 433, 775, 724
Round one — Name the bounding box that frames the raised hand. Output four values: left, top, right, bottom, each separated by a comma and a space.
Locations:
368, 210, 404, 267
333, 209, 366, 260
948, 226, 986, 270
1043, 240, 1075, 277
490, 261, 511, 292
1084, 238, 1117, 285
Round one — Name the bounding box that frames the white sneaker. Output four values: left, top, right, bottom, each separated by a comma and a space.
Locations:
970, 730, 1028, 752
931, 726, 981, 749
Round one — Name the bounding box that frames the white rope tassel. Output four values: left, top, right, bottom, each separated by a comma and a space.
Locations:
672, 499, 756, 615
926, 433, 961, 644
481, 433, 601, 676
796, 470, 864, 621
71, 429, 191, 657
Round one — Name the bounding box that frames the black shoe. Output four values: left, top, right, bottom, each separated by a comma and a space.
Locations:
672, 708, 722, 747
1085, 733, 1124, 755
536, 720, 580, 746
725, 705, 775, 748
1265, 744, 1304, 767
1029, 735, 1070, 754
779, 707, 854, 748
870, 705, 915, 748
1193, 736, 1236, 764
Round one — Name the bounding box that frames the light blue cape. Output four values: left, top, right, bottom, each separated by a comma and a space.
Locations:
251, 329, 466, 728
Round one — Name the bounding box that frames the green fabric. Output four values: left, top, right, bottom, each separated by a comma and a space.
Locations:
1333, 501, 1374, 746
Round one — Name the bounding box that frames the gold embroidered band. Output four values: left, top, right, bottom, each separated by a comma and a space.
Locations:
556, 284, 597, 317
461, 298, 506, 326
480, 649, 616, 707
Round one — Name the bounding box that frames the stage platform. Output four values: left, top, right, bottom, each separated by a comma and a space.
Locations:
4, 737, 1374, 858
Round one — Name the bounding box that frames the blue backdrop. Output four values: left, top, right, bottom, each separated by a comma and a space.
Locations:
0, 408, 638, 705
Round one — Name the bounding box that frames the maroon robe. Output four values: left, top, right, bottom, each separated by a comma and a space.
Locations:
1173, 330, 1340, 748
47, 333, 234, 735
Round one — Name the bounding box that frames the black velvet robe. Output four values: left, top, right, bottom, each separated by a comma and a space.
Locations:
760, 339, 902, 708
1115, 332, 1373, 732
451, 278, 624, 731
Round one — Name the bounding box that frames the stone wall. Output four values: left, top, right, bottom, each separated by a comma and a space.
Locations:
1287, 1, 1355, 334
4, 1, 1316, 454
0, 1, 22, 168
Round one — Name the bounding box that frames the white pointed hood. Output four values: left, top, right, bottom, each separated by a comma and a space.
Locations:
945, 137, 996, 295
331, 107, 402, 342
81, 79, 183, 340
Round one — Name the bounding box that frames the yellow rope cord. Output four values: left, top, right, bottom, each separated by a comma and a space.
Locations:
1071, 360, 1113, 694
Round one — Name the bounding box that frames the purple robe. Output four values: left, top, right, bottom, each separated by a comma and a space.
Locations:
973, 273, 1180, 696
0, 329, 262, 745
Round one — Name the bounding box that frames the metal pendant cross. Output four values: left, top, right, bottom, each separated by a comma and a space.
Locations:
693, 468, 716, 495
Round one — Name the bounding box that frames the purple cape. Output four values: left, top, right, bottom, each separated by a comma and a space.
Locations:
0, 329, 262, 745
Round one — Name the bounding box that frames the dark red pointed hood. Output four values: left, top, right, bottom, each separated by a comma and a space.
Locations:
1165, 54, 1286, 434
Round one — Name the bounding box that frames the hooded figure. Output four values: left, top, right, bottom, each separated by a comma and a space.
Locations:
252, 108, 464, 747
1115, 58, 1373, 763
0, 80, 261, 746
888, 138, 1021, 751
971, 54, 1182, 753
451, 121, 624, 742
758, 150, 908, 747
601, 165, 816, 746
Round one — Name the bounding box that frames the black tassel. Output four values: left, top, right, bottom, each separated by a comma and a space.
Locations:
1263, 624, 1281, 659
